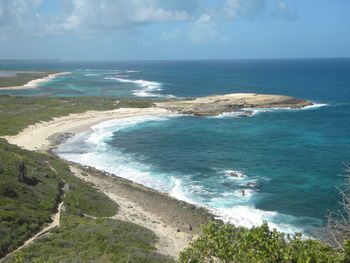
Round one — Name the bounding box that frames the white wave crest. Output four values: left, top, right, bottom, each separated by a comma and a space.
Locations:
211, 205, 306, 235
105, 76, 175, 98
213, 102, 328, 119
224, 170, 247, 179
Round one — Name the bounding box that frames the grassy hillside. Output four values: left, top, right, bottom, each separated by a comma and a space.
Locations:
0, 139, 173, 262
0, 96, 154, 136
0, 138, 61, 256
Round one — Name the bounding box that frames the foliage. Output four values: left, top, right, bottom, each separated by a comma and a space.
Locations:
0, 139, 172, 262
63, 176, 118, 218
0, 71, 60, 88
180, 221, 345, 263
0, 139, 61, 257
0, 95, 155, 135
8, 214, 172, 263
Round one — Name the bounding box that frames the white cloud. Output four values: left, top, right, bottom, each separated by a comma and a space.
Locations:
0, 0, 298, 40
187, 14, 228, 44
63, 0, 196, 31
272, 0, 298, 20
224, 0, 266, 20
161, 28, 182, 42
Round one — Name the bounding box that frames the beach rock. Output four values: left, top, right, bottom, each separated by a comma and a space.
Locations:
155, 93, 313, 117
229, 171, 243, 178
236, 110, 254, 118
47, 132, 74, 146
247, 182, 260, 188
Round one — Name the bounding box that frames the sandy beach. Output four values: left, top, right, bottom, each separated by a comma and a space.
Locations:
4, 107, 171, 151
0, 72, 71, 90
3, 106, 217, 258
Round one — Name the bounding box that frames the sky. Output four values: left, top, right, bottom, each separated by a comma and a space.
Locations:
0, 0, 349, 61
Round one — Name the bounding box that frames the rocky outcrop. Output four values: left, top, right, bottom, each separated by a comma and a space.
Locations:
47, 132, 74, 147
156, 93, 312, 117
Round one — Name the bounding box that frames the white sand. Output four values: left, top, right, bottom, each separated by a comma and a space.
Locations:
4, 107, 171, 151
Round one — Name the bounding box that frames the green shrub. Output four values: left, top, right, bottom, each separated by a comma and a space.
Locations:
6, 214, 173, 263
0, 139, 61, 257
63, 179, 118, 218
180, 221, 345, 263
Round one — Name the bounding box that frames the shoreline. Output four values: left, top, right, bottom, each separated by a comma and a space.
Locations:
68, 162, 215, 258
0, 71, 71, 90
1, 94, 316, 257
3, 107, 214, 258
3, 107, 171, 151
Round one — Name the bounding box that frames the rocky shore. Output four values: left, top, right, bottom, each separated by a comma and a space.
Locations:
68, 163, 216, 257
156, 93, 313, 116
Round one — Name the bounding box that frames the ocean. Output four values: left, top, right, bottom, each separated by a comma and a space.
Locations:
2, 58, 350, 236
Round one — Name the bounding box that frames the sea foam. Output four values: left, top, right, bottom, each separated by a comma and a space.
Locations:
213, 102, 328, 119
105, 76, 175, 98
55, 114, 316, 237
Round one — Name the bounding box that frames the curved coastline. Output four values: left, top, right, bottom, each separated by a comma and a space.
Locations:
3, 93, 313, 151
2, 93, 315, 256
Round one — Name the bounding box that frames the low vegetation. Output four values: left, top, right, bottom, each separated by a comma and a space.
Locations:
0, 95, 154, 136
9, 215, 172, 263
0, 71, 60, 88
180, 221, 348, 263
0, 138, 61, 257
0, 138, 173, 262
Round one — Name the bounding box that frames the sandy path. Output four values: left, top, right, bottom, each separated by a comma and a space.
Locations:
4, 107, 170, 151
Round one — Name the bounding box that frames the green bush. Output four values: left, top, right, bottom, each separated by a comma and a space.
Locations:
8, 214, 173, 263
63, 178, 118, 218
180, 221, 345, 263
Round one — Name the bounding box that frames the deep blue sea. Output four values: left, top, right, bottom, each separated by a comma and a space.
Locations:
2, 59, 350, 236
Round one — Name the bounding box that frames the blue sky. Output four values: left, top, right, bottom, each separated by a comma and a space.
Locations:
0, 0, 349, 61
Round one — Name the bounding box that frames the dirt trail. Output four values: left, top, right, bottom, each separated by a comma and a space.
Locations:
0, 162, 64, 262
0, 201, 64, 262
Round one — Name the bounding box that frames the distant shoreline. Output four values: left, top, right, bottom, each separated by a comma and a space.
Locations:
0, 71, 71, 90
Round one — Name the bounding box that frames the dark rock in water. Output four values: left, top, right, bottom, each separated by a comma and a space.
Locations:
48, 132, 74, 146
247, 182, 260, 188
229, 171, 243, 178
236, 110, 254, 118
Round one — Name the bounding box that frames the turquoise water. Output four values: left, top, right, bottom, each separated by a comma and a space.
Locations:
2, 59, 350, 235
